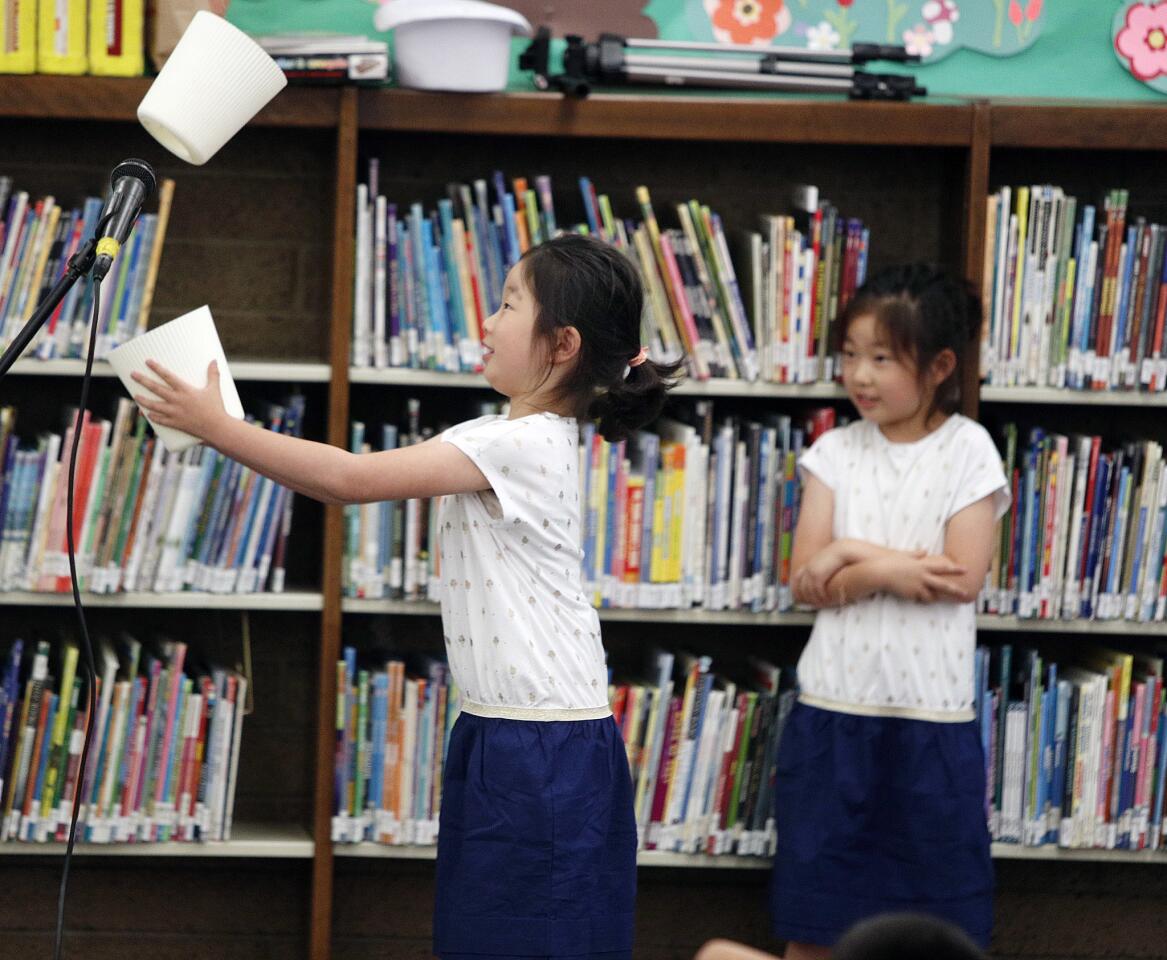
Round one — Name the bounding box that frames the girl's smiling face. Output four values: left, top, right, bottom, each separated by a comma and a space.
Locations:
481, 263, 545, 399
841, 312, 951, 442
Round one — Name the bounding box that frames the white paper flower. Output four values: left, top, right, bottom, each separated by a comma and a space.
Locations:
931, 20, 953, 44
903, 23, 935, 57
807, 20, 841, 51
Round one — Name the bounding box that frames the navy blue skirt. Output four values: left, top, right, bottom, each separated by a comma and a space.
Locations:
770, 701, 994, 949
434, 711, 637, 960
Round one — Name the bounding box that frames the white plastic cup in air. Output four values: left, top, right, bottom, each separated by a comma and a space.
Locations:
137, 11, 288, 166
108, 305, 245, 453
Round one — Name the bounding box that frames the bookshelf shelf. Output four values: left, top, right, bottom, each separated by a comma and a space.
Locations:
342, 597, 818, 627
341, 599, 1167, 636
357, 89, 976, 147
7, 357, 333, 382
989, 102, 1167, 150
349, 367, 849, 401
0, 823, 314, 858
0, 590, 324, 611
979, 386, 1167, 407
334, 841, 1167, 868
0, 74, 340, 128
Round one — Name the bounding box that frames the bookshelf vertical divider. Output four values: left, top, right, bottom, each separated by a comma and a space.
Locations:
312, 86, 358, 960
961, 101, 992, 421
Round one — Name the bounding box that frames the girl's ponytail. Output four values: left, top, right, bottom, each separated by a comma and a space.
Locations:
589, 356, 683, 443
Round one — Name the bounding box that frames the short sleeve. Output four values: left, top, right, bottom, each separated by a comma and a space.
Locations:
441, 415, 545, 523
948, 421, 1011, 522
798, 427, 843, 491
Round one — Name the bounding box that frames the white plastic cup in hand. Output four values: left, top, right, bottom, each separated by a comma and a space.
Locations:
137, 11, 287, 166
107, 305, 245, 453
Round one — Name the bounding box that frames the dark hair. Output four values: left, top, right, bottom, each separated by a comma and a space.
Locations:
520, 233, 681, 442
833, 913, 987, 960
836, 263, 980, 417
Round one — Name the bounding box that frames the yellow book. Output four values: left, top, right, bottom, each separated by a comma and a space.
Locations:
591, 439, 609, 607
0, 0, 37, 72
1009, 186, 1030, 370
650, 452, 668, 583
89, 0, 144, 76
133, 177, 175, 337
37, 0, 87, 74
667, 444, 686, 584
632, 225, 683, 363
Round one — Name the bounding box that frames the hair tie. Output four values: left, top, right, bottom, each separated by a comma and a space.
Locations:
628, 346, 648, 368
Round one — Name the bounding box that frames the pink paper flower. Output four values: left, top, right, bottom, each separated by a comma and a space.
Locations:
1116, 1, 1167, 82
1008, 0, 1023, 27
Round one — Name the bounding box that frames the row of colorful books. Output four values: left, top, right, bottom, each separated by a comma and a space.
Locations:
329, 644, 788, 857
0, 175, 175, 361
0, 0, 145, 76
983, 426, 1167, 624
0, 397, 302, 596
0, 635, 248, 845
982, 185, 1167, 393
339, 400, 839, 609
331, 648, 454, 844
980, 642, 1167, 851
350, 163, 868, 385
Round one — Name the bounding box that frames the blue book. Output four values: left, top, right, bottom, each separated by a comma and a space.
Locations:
1107, 465, 1132, 603
473, 179, 502, 310
751, 429, 773, 612
437, 198, 470, 367
368, 671, 388, 835
1081, 456, 1112, 619
0, 638, 24, 797
408, 204, 433, 367
1050, 676, 1071, 844
501, 192, 521, 271
28, 693, 60, 839
636, 432, 659, 586
421, 218, 452, 371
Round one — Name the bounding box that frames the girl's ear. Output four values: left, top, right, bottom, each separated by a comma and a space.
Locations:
929, 347, 957, 386
552, 325, 582, 366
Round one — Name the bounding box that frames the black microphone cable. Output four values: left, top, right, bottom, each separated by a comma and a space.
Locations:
52, 268, 105, 960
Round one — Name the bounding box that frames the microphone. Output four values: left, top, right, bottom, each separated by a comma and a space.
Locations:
92, 158, 158, 281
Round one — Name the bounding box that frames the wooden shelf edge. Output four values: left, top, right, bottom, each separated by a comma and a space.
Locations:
341, 598, 1167, 635
333, 841, 1167, 867
357, 88, 975, 146
0, 75, 341, 128
0, 823, 313, 858
7, 358, 332, 382
0, 590, 324, 611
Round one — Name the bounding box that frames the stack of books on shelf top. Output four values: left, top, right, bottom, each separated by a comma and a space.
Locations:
0, 175, 175, 362
979, 642, 1167, 852
331, 644, 788, 858
351, 163, 868, 386
983, 184, 1167, 394
0, 634, 248, 846
0, 397, 304, 598
341, 399, 839, 610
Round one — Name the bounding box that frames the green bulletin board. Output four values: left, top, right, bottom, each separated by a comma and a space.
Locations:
226, 0, 1165, 100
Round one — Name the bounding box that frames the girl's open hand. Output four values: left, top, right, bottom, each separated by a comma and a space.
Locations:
878, 552, 968, 604
132, 359, 228, 444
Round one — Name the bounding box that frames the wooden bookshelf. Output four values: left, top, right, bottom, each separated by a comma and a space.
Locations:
5, 79, 1167, 960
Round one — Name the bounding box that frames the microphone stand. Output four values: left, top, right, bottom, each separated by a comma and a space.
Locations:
0, 233, 101, 381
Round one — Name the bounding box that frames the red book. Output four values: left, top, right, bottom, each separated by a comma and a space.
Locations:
647, 696, 682, 848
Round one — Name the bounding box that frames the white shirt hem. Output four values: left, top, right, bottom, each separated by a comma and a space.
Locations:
461, 701, 612, 722
799, 692, 975, 724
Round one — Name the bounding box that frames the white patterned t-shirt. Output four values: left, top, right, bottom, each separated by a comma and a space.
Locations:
795, 414, 1010, 721
438, 412, 609, 718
